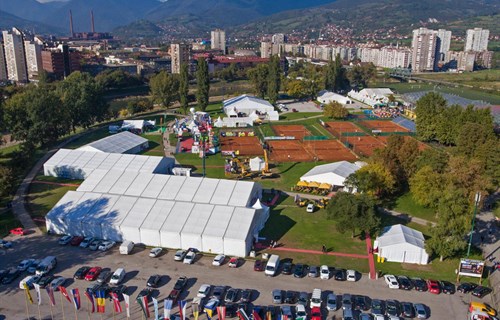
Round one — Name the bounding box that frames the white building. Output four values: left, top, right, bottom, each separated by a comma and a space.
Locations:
374, 224, 429, 265
436, 29, 451, 62
24, 36, 43, 80
211, 29, 226, 53
411, 28, 437, 72
223, 95, 278, 120
2, 28, 28, 82
465, 28, 489, 52
348, 88, 394, 107
378, 47, 411, 69
300, 161, 363, 192
317, 91, 353, 105
78, 131, 149, 154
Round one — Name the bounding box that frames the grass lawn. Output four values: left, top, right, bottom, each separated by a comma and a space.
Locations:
27, 183, 77, 221
258, 161, 326, 190
279, 112, 323, 121
63, 127, 112, 149
0, 209, 20, 237
392, 192, 437, 222
140, 133, 165, 156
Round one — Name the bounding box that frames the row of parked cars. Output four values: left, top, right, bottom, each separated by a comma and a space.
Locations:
59, 235, 115, 251
0, 256, 58, 287
383, 274, 492, 298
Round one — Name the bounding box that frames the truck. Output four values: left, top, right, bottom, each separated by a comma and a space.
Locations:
265, 254, 280, 277
35, 256, 57, 275
119, 241, 134, 255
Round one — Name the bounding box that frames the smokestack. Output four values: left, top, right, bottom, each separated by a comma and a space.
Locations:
69, 10, 74, 36
90, 10, 95, 33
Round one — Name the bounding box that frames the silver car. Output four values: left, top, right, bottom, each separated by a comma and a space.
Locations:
414, 303, 428, 319
308, 265, 319, 278
326, 293, 337, 311
272, 289, 283, 304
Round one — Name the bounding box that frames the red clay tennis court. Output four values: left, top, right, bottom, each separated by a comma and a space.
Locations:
302, 140, 357, 162
220, 136, 263, 156
272, 125, 311, 140
344, 136, 386, 157
358, 120, 409, 133
268, 140, 314, 162
325, 122, 365, 138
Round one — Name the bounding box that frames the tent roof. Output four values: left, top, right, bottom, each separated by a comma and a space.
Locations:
78, 131, 148, 154
301, 161, 360, 180
202, 206, 234, 238
181, 203, 214, 236
140, 200, 175, 231
224, 94, 273, 109
224, 207, 256, 241
376, 224, 425, 249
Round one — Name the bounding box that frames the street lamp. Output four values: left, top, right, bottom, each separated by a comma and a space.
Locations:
466, 192, 481, 258
200, 131, 209, 177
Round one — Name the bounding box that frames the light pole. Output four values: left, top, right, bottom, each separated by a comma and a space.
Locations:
200, 131, 209, 177
466, 192, 481, 258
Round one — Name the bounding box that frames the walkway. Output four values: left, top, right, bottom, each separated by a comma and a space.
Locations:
32, 180, 81, 187
379, 208, 436, 226
365, 233, 376, 279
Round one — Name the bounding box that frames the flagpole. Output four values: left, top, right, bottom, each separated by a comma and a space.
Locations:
61, 292, 66, 320
24, 288, 31, 320
49, 302, 54, 320
37, 302, 42, 320
86, 297, 90, 320
75, 304, 79, 320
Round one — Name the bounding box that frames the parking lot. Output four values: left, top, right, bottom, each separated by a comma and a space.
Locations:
0, 234, 476, 319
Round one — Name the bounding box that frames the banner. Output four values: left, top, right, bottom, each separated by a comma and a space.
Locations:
178, 300, 187, 320
237, 308, 250, 320
23, 282, 34, 304
217, 306, 226, 320
123, 294, 130, 318
96, 290, 106, 313
71, 288, 81, 310
152, 297, 159, 320
458, 259, 485, 278
164, 299, 173, 320
266, 310, 272, 320
137, 295, 150, 318
59, 286, 72, 303
111, 292, 122, 313
206, 307, 213, 320
192, 303, 199, 320
84, 291, 95, 313
33, 283, 42, 306
45, 285, 56, 307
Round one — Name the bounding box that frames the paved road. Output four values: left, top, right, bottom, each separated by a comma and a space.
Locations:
0, 234, 479, 320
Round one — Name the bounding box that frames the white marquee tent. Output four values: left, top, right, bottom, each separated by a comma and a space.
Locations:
300, 161, 363, 190
78, 131, 149, 154
317, 90, 353, 105
139, 200, 175, 247
223, 95, 275, 116
374, 224, 429, 265
249, 157, 265, 172
201, 206, 235, 254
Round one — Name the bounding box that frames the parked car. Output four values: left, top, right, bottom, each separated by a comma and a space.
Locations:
254, 260, 264, 271
308, 265, 319, 278
355, 295, 368, 311
311, 307, 322, 320
384, 275, 400, 289
70, 236, 84, 246
298, 292, 309, 306
73, 266, 91, 280
10, 228, 27, 236
149, 247, 163, 258
197, 284, 211, 298
79, 237, 94, 248
174, 250, 187, 261
110, 285, 127, 298
342, 294, 352, 310
240, 289, 252, 303
398, 276, 413, 290
97, 270, 112, 284
385, 300, 400, 317
109, 268, 126, 285
228, 257, 239, 268
85, 267, 102, 281
27, 259, 41, 274
88, 239, 102, 251
334, 269, 347, 281
225, 288, 240, 303
50, 277, 67, 289
36, 274, 54, 288
137, 288, 152, 299
183, 251, 196, 264
472, 286, 492, 298
346, 269, 356, 281
359, 314, 374, 320
296, 304, 307, 320
0, 239, 13, 248
306, 204, 315, 213
457, 282, 477, 293
294, 264, 306, 278
272, 289, 283, 304
401, 302, 415, 318
326, 293, 337, 311
2, 268, 20, 284
440, 281, 455, 294
281, 305, 294, 319
412, 278, 427, 292
58, 235, 73, 245
212, 286, 226, 300
281, 262, 293, 275
427, 279, 441, 294
168, 289, 181, 303
173, 276, 188, 291
414, 303, 428, 319
86, 283, 102, 295
284, 290, 297, 304
147, 274, 161, 288
17, 259, 35, 271
371, 299, 385, 315
212, 254, 225, 266
19, 274, 40, 289
204, 298, 220, 314
98, 240, 115, 251
320, 265, 330, 280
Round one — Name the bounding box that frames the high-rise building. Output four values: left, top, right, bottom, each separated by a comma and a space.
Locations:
272, 33, 286, 44
24, 36, 44, 80
411, 28, 437, 72
41, 44, 81, 79
211, 29, 226, 53
0, 43, 7, 81
260, 41, 272, 58
436, 29, 451, 62
465, 28, 489, 51
170, 43, 190, 74
2, 28, 28, 82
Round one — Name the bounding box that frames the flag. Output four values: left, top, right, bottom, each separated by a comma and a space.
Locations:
33, 283, 42, 306
266, 310, 272, 320
71, 288, 81, 310
217, 306, 226, 320
252, 310, 262, 320
282, 315, 288, 320
152, 297, 159, 320
23, 282, 34, 304
237, 308, 250, 320
137, 295, 150, 318
192, 303, 199, 320
110, 292, 122, 313
59, 286, 71, 303
84, 291, 95, 313
205, 307, 213, 320
96, 290, 106, 313
164, 299, 173, 320
178, 300, 187, 320
123, 293, 130, 318
45, 285, 56, 307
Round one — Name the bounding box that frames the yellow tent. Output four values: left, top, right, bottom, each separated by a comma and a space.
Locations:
319, 183, 332, 189
308, 181, 320, 188
297, 181, 309, 187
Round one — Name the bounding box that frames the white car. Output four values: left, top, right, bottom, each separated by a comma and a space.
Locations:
374, 316, 386, 320
346, 269, 356, 281
296, 304, 307, 320
79, 237, 94, 248
58, 235, 73, 245
306, 203, 315, 213
109, 268, 126, 285
212, 254, 225, 266
17, 259, 35, 271
149, 248, 163, 258
320, 265, 330, 280
98, 240, 115, 251
174, 250, 187, 261
50, 277, 67, 289
27, 259, 41, 274
183, 251, 196, 264
197, 284, 211, 298
384, 274, 400, 289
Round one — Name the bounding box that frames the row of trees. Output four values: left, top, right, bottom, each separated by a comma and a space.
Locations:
248, 56, 282, 104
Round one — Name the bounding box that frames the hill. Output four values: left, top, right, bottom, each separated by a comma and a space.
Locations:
0, 10, 63, 35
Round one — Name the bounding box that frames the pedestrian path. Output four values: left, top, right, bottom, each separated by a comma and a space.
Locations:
365, 233, 376, 279
32, 180, 80, 187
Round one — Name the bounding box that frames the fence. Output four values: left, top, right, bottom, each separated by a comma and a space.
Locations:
303, 136, 329, 141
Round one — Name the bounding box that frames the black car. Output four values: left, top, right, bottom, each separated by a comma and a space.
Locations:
86, 283, 102, 295
240, 289, 253, 303
225, 288, 240, 303
411, 278, 427, 291
397, 276, 413, 290
1, 268, 20, 284
109, 285, 127, 300
137, 288, 152, 299
147, 275, 161, 288
173, 276, 188, 291
457, 282, 477, 294
401, 302, 415, 318
285, 291, 297, 304
212, 286, 226, 300
0, 269, 7, 282
472, 286, 492, 298
297, 292, 308, 305
226, 304, 238, 318
282, 262, 293, 275
371, 299, 384, 316
97, 270, 112, 284
293, 264, 306, 278
36, 274, 54, 288
334, 269, 347, 281
238, 302, 250, 314
440, 281, 455, 294
74, 266, 91, 280
385, 300, 400, 317
354, 295, 368, 311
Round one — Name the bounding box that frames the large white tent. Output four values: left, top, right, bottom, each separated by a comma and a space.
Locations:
300, 161, 363, 191
78, 131, 149, 154
317, 90, 353, 105
374, 224, 429, 265
202, 206, 235, 254
180, 203, 214, 250
139, 200, 175, 247
223, 95, 275, 116
223, 207, 258, 257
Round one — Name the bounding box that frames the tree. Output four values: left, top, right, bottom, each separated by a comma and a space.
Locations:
0, 165, 14, 197
415, 92, 447, 141
179, 63, 189, 114
150, 70, 179, 109
456, 122, 495, 158
248, 64, 269, 98
326, 192, 380, 238
196, 58, 210, 111
345, 163, 396, 197
347, 63, 376, 88
410, 166, 444, 209
127, 98, 153, 115
95, 69, 143, 90
324, 54, 348, 92
435, 104, 463, 145
267, 55, 281, 105
415, 148, 449, 173
286, 80, 308, 99
323, 101, 349, 119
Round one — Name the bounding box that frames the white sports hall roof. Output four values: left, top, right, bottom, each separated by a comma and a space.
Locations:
78, 131, 148, 154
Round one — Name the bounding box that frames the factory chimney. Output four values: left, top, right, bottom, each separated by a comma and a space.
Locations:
90, 10, 95, 33
69, 10, 74, 36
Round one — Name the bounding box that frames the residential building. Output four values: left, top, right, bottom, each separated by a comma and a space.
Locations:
272, 33, 286, 44
446, 51, 476, 72
41, 44, 81, 79
24, 36, 44, 80
411, 28, 437, 72
0, 43, 7, 81
211, 29, 226, 53
436, 29, 451, 62
2, 28, 28, 82
170, 43, 190, 74
475, 50, 493, 69
465, 28, 489, 51
378, 46, 411, 69
260, 41, 272, 58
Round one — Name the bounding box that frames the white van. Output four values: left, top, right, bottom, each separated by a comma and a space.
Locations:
265, 254, 280, 277
36, 256, 57, 275
310, 288, 322, 308
119, 241, 134, 255
109, 268, 126, 285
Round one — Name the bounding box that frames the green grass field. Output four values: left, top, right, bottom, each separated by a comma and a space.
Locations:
0, 209, 20, 237
27, 183, 78, 221
416, 69, 500, 92
392, 192, 437, 222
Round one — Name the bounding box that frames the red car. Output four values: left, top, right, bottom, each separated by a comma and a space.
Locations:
84, 267, 102, 281
10, 228, 27, 236
311, 307, 322, 320
254, 260, 264, 272
70, 236, 84, 246
228, 257, 239, 268
427, 279, 441, 294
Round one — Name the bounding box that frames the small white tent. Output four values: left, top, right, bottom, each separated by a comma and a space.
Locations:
374, 224, 429, 265
249, 157, 265, 172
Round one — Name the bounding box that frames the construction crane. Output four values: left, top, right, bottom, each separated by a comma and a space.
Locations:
260, 149, 274, 178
